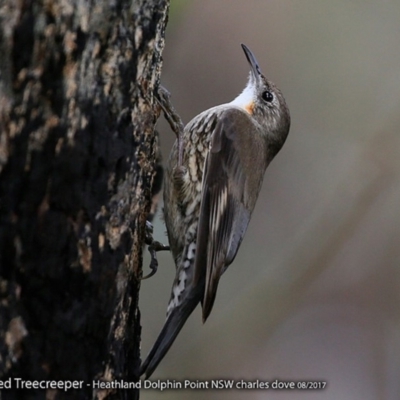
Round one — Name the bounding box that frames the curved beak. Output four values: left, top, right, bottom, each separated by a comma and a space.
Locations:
241, 44, 263, 83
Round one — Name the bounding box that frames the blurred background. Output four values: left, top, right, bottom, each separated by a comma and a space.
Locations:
140, 1, 400, 399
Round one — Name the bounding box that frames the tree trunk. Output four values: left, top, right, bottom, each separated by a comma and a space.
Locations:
0, 0, 168, 399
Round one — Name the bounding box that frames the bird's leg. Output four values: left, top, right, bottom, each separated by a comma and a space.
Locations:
156, 86, 185, 167
143, 221, 170, 279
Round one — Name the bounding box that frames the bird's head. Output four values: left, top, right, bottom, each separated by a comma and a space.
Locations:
230, 44, 291, 151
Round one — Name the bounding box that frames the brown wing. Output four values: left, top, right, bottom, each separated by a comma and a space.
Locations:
194, 108, 266, 322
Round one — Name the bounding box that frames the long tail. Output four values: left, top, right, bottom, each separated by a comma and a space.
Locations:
140, 295, 200, 379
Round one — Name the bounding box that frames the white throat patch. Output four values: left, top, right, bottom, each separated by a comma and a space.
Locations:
229, 81, 255, 113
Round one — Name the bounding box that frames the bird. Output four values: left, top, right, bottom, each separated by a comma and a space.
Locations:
140, 44, 290, 378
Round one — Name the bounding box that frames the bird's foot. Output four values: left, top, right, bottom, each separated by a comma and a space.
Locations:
143, 221, 170, 279
156, 86, 185, 167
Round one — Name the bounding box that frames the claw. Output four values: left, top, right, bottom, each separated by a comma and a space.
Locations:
156, 85, 185, 167
142, 221, 170, 280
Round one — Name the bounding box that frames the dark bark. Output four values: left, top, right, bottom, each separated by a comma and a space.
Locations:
0, 0, 169, 399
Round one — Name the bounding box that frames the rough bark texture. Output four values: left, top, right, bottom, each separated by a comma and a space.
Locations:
0, 0, 168, 399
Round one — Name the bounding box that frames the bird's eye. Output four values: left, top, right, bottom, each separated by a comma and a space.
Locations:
262, 90, 274, 102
